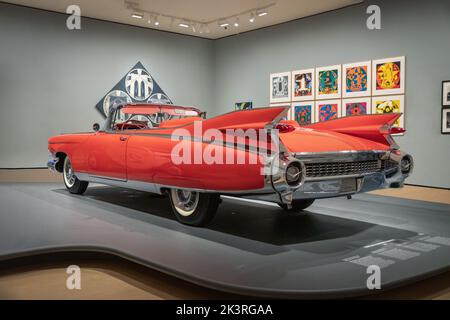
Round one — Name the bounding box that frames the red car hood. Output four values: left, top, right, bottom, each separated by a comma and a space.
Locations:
280, 128, 390, 153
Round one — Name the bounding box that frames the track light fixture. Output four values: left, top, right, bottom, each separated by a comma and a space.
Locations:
131, 11, 143, 19
125, 0, 274, 34
257, 10, 268, 17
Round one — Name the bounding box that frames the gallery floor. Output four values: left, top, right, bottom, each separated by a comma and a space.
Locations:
0, 169, 449, 299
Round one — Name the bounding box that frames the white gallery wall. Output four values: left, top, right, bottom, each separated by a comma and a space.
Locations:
0, 0, 449, 188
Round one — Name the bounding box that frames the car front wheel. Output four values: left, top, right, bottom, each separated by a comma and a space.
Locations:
279, 199, 315, 212
63, 156, 89, 194
169, 189, 220, 226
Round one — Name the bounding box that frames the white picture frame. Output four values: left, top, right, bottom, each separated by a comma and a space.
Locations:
315, 99, 341, 122
291, 68, 315, 102
342, 61, 371, 98
270, 72, 291, 103
372, 56, 405, 96
371, 95, 405, 129
342, 97, 371, 117
442, 81, 450, 107
315, 65, 341, 100
442, 109, 450, 134
290, 101, 315, 125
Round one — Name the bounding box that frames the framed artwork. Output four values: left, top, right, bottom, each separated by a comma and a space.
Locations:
235, 102, 253, 110
316, 65, 341, 100
315, 100, 341, 122
342, 98, 371, 117
372, 56, 405, 96
290, 102, 315, 126
270, 72, 291, 103
291, 68, 315, 101
442, 81, 450, 107
442, 109, 450, 134
372, 95, 405, 129
342, 61, 371, 98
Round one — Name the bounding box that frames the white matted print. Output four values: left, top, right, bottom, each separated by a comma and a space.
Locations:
442, 109, 450, 134
442, 81, 450, 106
290, 102, 315, 126
342, 97, 371, 117
342, 61, 371, 98
315, 99, 341, 122
372, 56, 405, 96
315, 65, 341, 100
291, 69, 315, 102
270, 72, 291, 103
371, 95, 405, 129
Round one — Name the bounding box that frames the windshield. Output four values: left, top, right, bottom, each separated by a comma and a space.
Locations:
110, 106, 202, 130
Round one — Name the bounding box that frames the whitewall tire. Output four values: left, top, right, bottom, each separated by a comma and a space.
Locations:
169, 189, 220, 226
63, 156, 89, 194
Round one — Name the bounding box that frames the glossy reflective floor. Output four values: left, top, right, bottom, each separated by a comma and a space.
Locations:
1, 183, 450, 298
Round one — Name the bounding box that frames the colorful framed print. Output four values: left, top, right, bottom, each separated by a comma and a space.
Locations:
442, 109, 450, 134
315, 65, 341, 100
315, 100, 341, 122
291, 68, 315, 101
342, 61, 371, 98
342, 98, 371, 117
372, 95, 405, 130
290, 102, 315, 126
372, 56, 405, 96
442, 81, 450, 107
235, 102, 253, 111
270, 72, 291, 103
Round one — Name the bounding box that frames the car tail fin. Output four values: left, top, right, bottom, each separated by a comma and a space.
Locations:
305, 113, 403, 148
200, 106, 289, 131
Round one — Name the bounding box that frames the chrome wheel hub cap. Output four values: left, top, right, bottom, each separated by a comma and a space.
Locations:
171, 189, 199, 217
63, 158, 76, 188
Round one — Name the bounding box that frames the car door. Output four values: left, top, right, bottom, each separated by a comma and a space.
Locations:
85, 131, 128, 180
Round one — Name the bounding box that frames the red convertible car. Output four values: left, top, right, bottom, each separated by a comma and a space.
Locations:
48, 104, 413, 226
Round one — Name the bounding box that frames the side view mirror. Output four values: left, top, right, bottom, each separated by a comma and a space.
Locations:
93, 123, 100, 132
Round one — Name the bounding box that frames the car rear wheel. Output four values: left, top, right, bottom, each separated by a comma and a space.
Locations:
169, 189, 220, 226
279, 199, 315, 212
63, 156, 89, 194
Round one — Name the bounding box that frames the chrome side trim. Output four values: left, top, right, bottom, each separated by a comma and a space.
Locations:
74, 172, 273, 195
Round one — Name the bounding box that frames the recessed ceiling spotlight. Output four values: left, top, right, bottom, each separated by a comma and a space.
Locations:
249, 12, 256, 23
178, 22, 190, 28
257, 10, 268, 17
131, 12, 144, 19
154, 16, 160, 26
234, 17, 240, 27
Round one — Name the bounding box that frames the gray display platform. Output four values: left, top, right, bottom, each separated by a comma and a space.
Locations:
1, 183, 450, 298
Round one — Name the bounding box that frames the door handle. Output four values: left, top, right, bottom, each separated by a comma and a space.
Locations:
119, 136, 128, 141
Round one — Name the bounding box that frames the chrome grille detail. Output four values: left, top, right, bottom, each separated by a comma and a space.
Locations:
305, 160, 381, 178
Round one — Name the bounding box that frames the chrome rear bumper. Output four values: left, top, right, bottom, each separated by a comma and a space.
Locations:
245, 150, 413, 204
